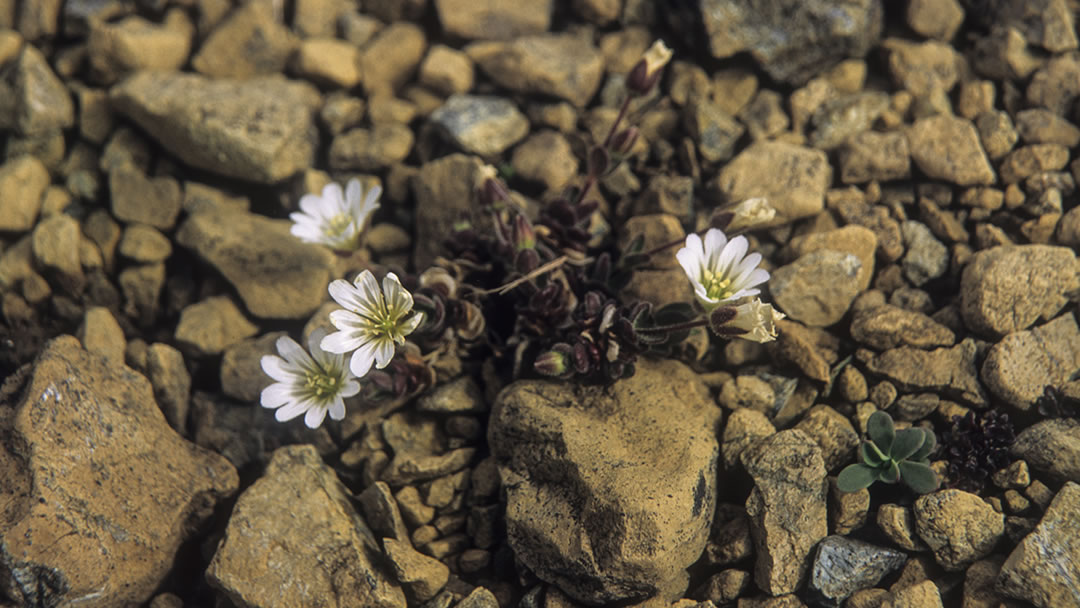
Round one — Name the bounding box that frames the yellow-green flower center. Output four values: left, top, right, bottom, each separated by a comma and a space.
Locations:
702, 268, 733, 301
305, 371, 344, 400
324, 213, 355, 241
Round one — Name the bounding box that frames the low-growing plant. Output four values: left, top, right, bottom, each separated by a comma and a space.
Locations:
940, 409, 1015, 493
837, 410, 940, 494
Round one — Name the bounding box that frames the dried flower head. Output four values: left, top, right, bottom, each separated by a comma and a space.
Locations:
290, 178, 381, 251
677, 228, 770, 312
321, 270, 425, 378
713, 297, 785, 343
260, 329, 360, 428
627, 40, 673, 95
723, 197, 777, 232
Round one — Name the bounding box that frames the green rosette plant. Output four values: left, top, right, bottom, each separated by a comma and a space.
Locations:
837, 410, 940, 494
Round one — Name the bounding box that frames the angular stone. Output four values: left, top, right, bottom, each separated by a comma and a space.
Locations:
110, 72, 320, 184
906, 115, 995, 186
429, 94, 529, 156
358, 22, 426, 96
0, 155, 49, 231
191, 1, 295, 79
176, 209, 335, 319
220, 332, 283, 403
31, 213, 84, 293
982, 313, 1080, 411
960, 245, 1079, 338
357, 481, 411, 544
118, 223, 172, 263
787, 225, 877, 291
741, 430, 828, 595
207, 445, 405, 608
794, 405, 860, 472
701, 0, 883, 85
434, 0, 552, 40
992, 0, 1078, 53
721, 407, 776, 471
684, 97, 744, 163
807, 536, 906, 608
808, 92, 890, 150
906, 0, 964, 41
913, 490, 1005, 571
416, 376, 486, 414
998, 482, 1080, 608
0, 336, 237, 608
489, 359, 719, 604
383, 537, 450, 602
418, 44, 475, 96
511, 130, 578, 192
1015, 108, 1080, 147
901, 220, 948, 287
11, 44, 74, 135
109, 167, 183, 230
411, 154, 484, 269
469, 34, 604, 107
713, 141, 831, 225
174, 296, 258, 357
839, 130, 910, 184
771, 251, 862, 327
865, 339, 988, 407
329, 123, 414, 171
851, 304, 954, 351
77, 306, 126, 365
999, 144, 1070, 184
146, 342, 190, 433
1026, 54, 1080, 116
883, 38, 960, 96
381, 411, 476, 486
87, 13, 192, 81
294, 37, 362, 88
1012, 419, 1080, 484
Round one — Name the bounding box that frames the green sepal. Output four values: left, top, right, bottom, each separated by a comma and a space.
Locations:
867, 411, 895, 454
836, 463, 879, 493
898, 461, 940, 494
890, 428, 927, 461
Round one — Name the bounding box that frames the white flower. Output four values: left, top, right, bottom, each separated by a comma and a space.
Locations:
725, 197, 776, 232
260, 329, 360, 428
321, 270, 424, 378
728, 298, 785, 343
290, 178, 381, 250
677, 228, 770, 312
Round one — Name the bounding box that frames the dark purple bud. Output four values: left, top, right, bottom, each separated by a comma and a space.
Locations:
610, 127, 639, 156
515, 248, 540, 274
572, 342, 590, 374
512, 214, 536, 250
708, 305, 739, 335
709, 209, 735, 231
588, 146, 609, 176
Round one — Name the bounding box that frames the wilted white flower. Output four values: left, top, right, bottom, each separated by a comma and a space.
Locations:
321, 270, 424, 378
676, 228, 770, 312
290, 178, 381, 250
260, 329, 360, 428
725, 197, 776, 232
728, 298, 785, 343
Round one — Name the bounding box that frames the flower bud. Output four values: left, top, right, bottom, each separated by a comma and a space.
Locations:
713, 298, 785, 343
609, 127, 639, 156
626, 40, 672, 95
725, 197, 776, 232
588, 146, 610, 176
534, 344, 572, 377
475, 164, 511, 207
512, 214, 536, 251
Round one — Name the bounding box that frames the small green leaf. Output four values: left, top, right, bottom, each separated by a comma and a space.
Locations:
867, 411, 895, 453
878, 461, 901, 483
899, 461, 940, 494
837, 463, 878, 492
890, 428, 927, 461
910, 429, 937, 462
861, 441, 887, 467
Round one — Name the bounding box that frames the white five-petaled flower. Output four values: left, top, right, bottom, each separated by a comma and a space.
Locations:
321, 270, 425, 378
260, 329, 360, 429
677, 228, 770, 312
728, 298, 785, 343
290, 178, 381, 250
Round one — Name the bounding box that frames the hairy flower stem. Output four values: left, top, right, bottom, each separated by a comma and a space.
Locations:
635, 318, 709, 335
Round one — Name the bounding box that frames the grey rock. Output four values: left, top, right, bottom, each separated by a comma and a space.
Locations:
1012, 418, 1080, 484
998, 482, 1080, 608
0, 336, 237, 608
489, 359, 719, 604
684, 96, 744, 163
429, 95, 529, 156
468, 34, 604, 107
865, 339, 988, 407
807, 536, 906, 608
839, 130, 911, 184
900, 221, 948, 286
411, 154, 485, 269
700, 0, 883, 85
110, 72, 320, 184
809, 92, 890, 150
176, 208, 335, 320
960, 245, 1079, 338
742, 429, 828, 595
982, 313, 1080, 411
770, 251, 862, 327
207, 445, 405, 608
220, 332, 284, 403
417, 376, 487, 414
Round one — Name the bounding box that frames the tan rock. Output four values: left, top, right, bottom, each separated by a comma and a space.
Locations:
0, 154, 49, 231
713, 141, 830, 226
998, 481, 1080, 607
418, 44, 474, 95
906, 115, 996, 186
191, 1, 295, 78
433, 0, 552, 40
88, 11, 192, 81
469, 34, 604, 108
360, 22, 426, 95
174, 296, 258, 356
294, 37, 361, 88
913, 490, 1004, 571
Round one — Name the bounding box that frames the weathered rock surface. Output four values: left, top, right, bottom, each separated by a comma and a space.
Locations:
489, 358, 720, 604
770, 251, 862, 327
176, 208, 335, 319
998, 482, 1080, 608
906, 114, 996, 186
434, 0, 553, 40
960, 245, 1079, 338
110, 72, 320, 184
865, 339, 988, 407
850, 303, 955, 350
1012, 418, 1080, 484
207, 445, 405, 608
982, 313, 1080, 411
700, 0, 883, 85
380, 410, 476, 485
741, 430, 828, 595
913, 489, 1005, 571
806, 536, 906, 608
411, 153, 484, 269
429, 94, 529, 156
0, 155, 49, 231
468, 34, 604, 107
713, 141, 831, 226
0, 336, 237, 608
